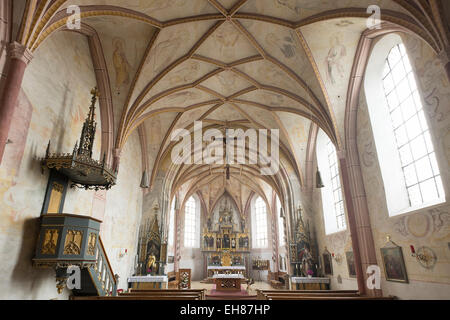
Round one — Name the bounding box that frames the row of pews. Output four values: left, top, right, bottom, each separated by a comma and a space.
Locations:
257, 290, 397, 300
71, 289, 396, 301
70, 289, 206, 300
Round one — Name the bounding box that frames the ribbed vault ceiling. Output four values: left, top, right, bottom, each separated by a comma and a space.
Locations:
20, 0, 447, 204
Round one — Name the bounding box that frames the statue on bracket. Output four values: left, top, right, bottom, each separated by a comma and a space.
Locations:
240, 217, 246, 232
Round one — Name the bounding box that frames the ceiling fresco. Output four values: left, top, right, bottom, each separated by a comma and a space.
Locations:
14, 0, 448, 206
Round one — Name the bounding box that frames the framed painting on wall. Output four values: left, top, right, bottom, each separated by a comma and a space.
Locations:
322, 249, 333, 275
345, 251, 356, 278
380, 243, 408, 283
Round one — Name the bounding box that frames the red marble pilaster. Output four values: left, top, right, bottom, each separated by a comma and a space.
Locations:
445, 62, 450, 84
174, 205, 180, 272
337, 154, 366, 295
0, 42, 32, 164
112, 148, 121, 172
438, 48, 450, 83
338, 151, 382, 297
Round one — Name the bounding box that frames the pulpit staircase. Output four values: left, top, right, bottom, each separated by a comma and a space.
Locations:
71, 236, 117, 297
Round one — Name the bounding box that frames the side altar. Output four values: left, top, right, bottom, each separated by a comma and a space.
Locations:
202, 198, 250, 280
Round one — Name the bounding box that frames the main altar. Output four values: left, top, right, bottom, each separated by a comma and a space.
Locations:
202, 198, 250, 280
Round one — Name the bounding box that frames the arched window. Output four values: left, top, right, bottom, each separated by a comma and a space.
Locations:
276, 196, 285, 247
317, 129, 346, 234
326, 140, 346, 230
184, 196, 197, 248
365, 34, 445, 216
382, 43, 444, 209
168, 199, 175, 247
255, 197, 268, 248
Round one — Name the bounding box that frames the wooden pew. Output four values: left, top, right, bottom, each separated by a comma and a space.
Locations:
256, 289, 359, 300
71, 289, 205, 300
206, 294, 258, 300
263, 292, 360, 298
256, 289, 395, 300
266, 296, 396, 300
71, 295, 202, 300
123, 289, 206, 300
167, 271, 179, 289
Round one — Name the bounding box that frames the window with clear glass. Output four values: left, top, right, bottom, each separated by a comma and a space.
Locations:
382, 43, 444, 207
255, 197, 268, 248
327, 141, 346, 231
184, 197, 196, 248
276, 197, 285, 247
168, 199, 175, 247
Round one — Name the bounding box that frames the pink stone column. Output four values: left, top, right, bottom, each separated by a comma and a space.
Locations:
439, 49, 450, 84
0, 42, 32, 164
112, 148, 121, 173
337, 154, 366, 294
174, 205, 180, 272
445, 62, 450, 84
338, 151, 382, 297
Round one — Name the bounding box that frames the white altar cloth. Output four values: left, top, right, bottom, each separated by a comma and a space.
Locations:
213, 274, 245, 279
207, 266, 246, 270
127, 275, 168, 283
291, 277, 330, 284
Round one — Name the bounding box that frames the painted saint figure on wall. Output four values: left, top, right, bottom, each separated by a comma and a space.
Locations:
112, 38, 131, 94
325, 34, 347, 85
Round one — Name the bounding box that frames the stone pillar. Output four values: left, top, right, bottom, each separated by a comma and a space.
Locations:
112, 148, 121, 172
439, 48, 450, 83
0, 42, 32, 164
174, 201, 180, 272
337, 150, 382, 297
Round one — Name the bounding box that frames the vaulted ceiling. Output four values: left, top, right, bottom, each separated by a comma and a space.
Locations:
13, 0, 449, 207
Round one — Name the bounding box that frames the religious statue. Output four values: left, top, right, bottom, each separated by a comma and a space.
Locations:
299, 247, 314, 277
146, 254, 157, 275
231, 238, 236, 249
223, 234, 230, 249
216, 238, 221, 249
241, 218, 246, 232
204, 235, 209, 248
219, 199, 233, 225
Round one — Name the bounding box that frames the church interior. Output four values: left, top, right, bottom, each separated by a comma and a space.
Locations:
0, 0, 449, 301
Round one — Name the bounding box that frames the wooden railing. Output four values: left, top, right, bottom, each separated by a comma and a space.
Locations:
87, 236, 117, 296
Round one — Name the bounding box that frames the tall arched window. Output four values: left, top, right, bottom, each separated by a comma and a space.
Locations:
168, 199, 175, 247
317, 129, 347, 234
184, 196, 197, 248
327, 140, 346, 230
382, 43, 444, 208
365, 34, 445, 216
276, 196, 285, 247
255, 197, 268, 248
